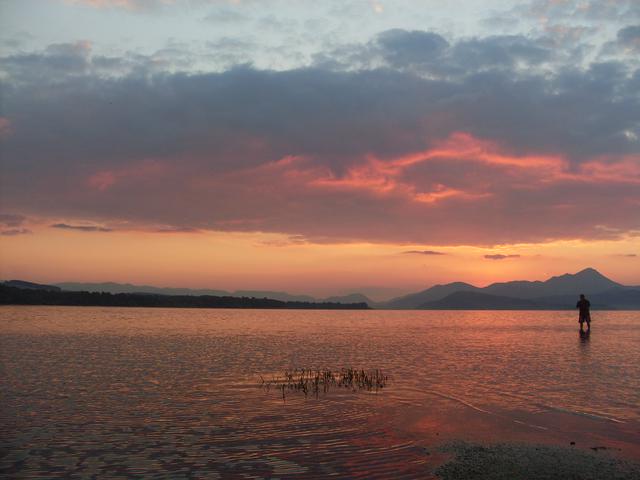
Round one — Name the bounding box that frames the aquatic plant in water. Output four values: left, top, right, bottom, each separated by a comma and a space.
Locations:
260, 368, 388, 399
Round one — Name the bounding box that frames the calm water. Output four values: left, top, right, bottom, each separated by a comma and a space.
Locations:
1, 306, 639, 478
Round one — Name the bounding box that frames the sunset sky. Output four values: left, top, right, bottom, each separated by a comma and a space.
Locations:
1, 0, 639, 298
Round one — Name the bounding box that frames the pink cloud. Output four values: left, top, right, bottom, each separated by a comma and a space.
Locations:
163, 132, 637, 244
9, 131, 640, 246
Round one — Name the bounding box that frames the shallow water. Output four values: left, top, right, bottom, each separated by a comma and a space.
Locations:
1, 306, 639, 478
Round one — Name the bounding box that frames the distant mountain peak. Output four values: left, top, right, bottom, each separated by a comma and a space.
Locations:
574, 267, 607, 277
548, 267, 619, 286
2, 280, 61, 292
384, 268, 627, 308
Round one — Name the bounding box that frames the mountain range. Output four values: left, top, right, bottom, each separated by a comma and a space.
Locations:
52, 282, 370, 305
385, 268, 640, 310
3, 268, 640, 310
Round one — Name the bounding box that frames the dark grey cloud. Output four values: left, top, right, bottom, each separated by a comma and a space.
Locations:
0, 41, 91, 83
601, 25, 640, 57
1, 29, 638, 246
618, 25, 640, 41
3, 37, 637, 175
0, 41, 198, 86
484, 254, 521, 260
450, 35, 552, 70
50, 223, 112, 232
617, 25, 640, 51
403, 250, 446, 256
374, 29, 449, 68
326, 29, 557, 75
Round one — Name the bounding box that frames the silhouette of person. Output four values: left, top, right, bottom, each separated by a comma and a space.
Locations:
576, 294, 591, 332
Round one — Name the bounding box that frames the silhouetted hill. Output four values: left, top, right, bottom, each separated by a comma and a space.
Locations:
483, 268, 621, 299
9, 268, 637, 310
322, 293, 375, 305
232, 290, 316, 303
419, 291, 542, 310
383, 268, 635, 309
417, 287, 640, 310
591, 288, 640, 309
2, 280, 61, 292
55, 283, 326, 303
56, 282, 229, 296
54, 282, 377, 306
383, 282, 479, 309
0, 285, 369, 310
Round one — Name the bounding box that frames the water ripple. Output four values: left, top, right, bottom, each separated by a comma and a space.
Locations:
1, 306, 639, 477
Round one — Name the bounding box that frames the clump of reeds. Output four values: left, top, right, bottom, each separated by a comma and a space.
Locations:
260, 368, 388, 399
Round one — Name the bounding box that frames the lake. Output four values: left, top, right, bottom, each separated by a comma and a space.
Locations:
1, 306, 639, 478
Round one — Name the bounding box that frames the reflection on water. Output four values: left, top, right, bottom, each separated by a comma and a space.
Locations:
1, 307, 639, 478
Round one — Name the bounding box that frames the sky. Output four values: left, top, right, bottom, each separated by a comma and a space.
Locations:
1, 0, 639, 299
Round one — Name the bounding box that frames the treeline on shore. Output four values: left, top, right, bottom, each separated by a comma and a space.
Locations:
0, 285, 369, 310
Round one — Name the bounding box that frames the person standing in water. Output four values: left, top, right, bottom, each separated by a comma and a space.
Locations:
576, 294, 591, 332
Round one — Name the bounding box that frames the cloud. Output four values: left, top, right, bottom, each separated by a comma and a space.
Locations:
1, 228, 32, 236
518, 0, 640, 23
450, 35, 552, 69
65, 0, 170, 11
0, 41, 92, 83
0, 214, 26, 227
203, 8, 248, 23
327, 29, 559, 74
65, 0, 260, 13
0, 213, 31, 236
403, 250, 446, 255
374, 29, 450, 68
258, 235, 309, 247
614, 253, 637, 257
1, 31, 34, 52
488, 1, 640, 61
154, 226, 201, 233
1, 29, 638, 246
50, 223, 113, 232
617, 25, 640, 52
484, 254, 521, 260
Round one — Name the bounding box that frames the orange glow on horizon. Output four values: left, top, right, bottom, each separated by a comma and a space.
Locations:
1, 225, 638, 300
